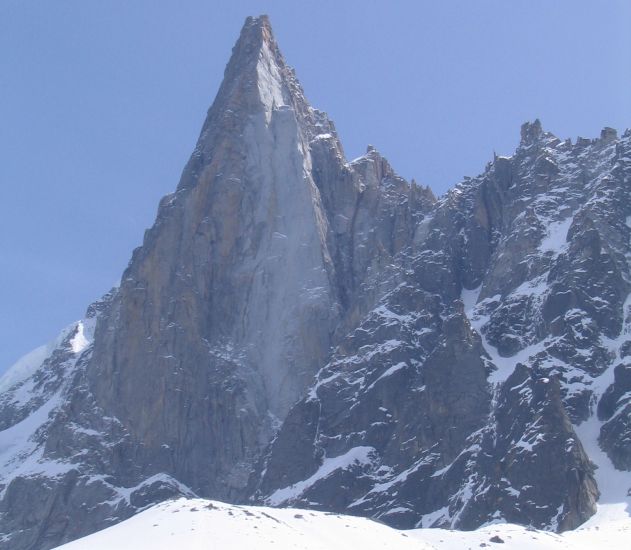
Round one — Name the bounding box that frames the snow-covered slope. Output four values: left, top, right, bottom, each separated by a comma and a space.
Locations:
0, 316, 97, 487
53, 498, 630, 550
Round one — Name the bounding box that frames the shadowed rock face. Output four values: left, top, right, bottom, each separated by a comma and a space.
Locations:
0, 14, 629, 550
254, 124, 631, 530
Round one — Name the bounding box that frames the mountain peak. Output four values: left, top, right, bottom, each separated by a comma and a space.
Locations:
243, 14, 273, 40
216, 14, 290, 117
244, 14, 271, 28
233, 14, 275, 61
520, 118, 543, 145
177, 15, 308, 189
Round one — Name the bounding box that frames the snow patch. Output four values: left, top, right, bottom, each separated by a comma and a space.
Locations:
69, 320, 93, 354
573, 292, 631, 525
538, 216, 573, 255
366, 362, 408, 391
0, 393, 73, 495
0, 317, 95, 396
267, 446, 376, 505
461, 287, 544, 385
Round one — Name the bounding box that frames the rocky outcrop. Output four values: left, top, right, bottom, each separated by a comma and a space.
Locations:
0, 16, 431, 550
254, 123, 631, 530
599, 361, 631, 470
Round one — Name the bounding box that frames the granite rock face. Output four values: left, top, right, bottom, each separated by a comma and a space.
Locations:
0, 17, 431, 549
255, 123, 631, 529
0, 15, 630, 550
599, 361, 631, 470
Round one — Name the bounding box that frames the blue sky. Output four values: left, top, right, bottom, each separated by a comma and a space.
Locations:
1, 0, 630, 371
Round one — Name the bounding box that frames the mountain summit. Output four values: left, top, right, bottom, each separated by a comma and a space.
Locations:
1, 16, 630, 550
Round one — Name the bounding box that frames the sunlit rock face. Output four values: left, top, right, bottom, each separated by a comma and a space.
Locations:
1, 15, 630, 550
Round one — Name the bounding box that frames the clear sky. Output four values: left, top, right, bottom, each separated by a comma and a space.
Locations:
1, 0, 630, 371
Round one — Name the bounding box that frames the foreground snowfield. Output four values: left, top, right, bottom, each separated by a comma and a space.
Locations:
54, 498, 630, 550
